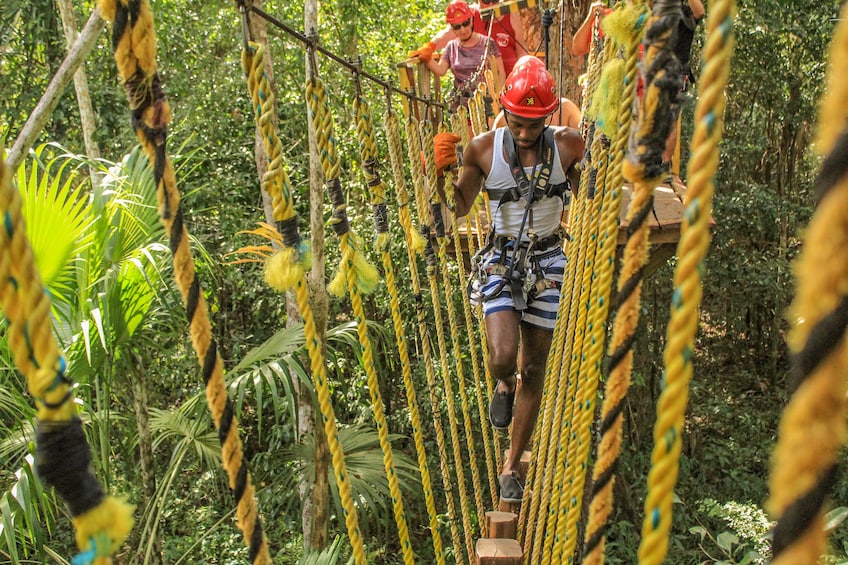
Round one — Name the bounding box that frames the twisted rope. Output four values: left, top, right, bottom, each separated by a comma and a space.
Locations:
241, 41, 310, 290
349, 91, 415, 565
583, 4, 651, 563
384, 106, 447, 565
420, 118, 475, 565
767, 2, 846, 564
98, 1, 271, 561
448, 111, 499, 510
404, 115, 466, 563
520, 23, 609, 556
624, 1, 699, 563
306, 69, 412, 564
0, 155, 134, 565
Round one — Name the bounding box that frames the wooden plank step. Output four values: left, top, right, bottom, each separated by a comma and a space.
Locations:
485, 510, 517, 539
476, 538, 522, 564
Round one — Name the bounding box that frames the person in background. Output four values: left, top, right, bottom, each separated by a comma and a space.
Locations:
433, 56, 584, 502
664, 0, 704, 181
571, 1, 614, 58
411, 0, 526, 77
424, 0, 506, 108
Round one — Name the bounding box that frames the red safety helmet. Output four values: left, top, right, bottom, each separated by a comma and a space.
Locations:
499, 56, 559, 119
445, 0, 474, 24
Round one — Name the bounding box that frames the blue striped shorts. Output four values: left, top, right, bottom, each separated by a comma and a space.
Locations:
470, 246, 566, 330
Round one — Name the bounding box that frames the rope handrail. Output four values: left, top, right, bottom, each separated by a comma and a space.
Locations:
241, 2, 446, 109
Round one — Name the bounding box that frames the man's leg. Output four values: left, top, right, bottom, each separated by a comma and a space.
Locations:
485, 309, 521, 426
501, 322, 553, 478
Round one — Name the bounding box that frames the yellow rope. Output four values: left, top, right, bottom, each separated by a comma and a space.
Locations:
448, 111, 499, 510
421, 118, 476, 565
766, 2, 848, 565
404, 116, 431, 255
539, 34, 617, 565
241, 39, 368, 563
384, 106, 447, 565
630, 1, 721, 562
403, 113, 466, 562
241, 42, 310, 290
582, 3, 650, 562
521, 27, 609, 558
97, 1, 271, 561
470, 86, 488, 137
551, 115, 614, 565
306, 70, 413, 563
0, 156, 134, 565
350, 91, 416, 565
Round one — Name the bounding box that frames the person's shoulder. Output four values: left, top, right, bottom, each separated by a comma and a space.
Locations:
471, 129, 498, 146
550, 125, 582, 142
550, 126, 585, 156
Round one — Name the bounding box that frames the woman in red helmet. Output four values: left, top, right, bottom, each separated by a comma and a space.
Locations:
425, 0, 505, 108
434, 56, 584, 502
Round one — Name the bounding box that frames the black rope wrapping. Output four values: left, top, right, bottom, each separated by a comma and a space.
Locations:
35, 418, 105, 517
789, 295, 848, 392
772, 464, 839, 558
542, 9, 553, 64
626, 0, 683, 182
373, 203, 389, 234
432, 203, 445, 239
277, 216, 302, 249
327, 178, 351, 237
814, 128, 848, 205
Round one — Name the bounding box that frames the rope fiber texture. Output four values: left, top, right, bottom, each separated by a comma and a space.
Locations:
637, 0, 734, 563
768, 2, 848, 563
98, 0, 270, 561
0, 156, 134, 565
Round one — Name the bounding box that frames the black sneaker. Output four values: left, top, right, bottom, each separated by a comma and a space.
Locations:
488, 387, 515, 430
499, 472, 524, 503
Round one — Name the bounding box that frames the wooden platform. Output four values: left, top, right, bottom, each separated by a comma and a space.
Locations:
618, 179, 693, 245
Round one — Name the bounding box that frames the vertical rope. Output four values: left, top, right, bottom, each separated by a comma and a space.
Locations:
448, 111, 500, 510
583, 4, 650, 563
384, 106, 447, 565
421, 118, 476, 565
349, 89, 417, 565
241, 38, 370, 563
766, 2, 846, 564
623, 1, 696, 563
521, 25, 609, 558
97, 1, 271, 561
0, 155, 134, 565
307, 70, 414, 563
404, 113, 465, 563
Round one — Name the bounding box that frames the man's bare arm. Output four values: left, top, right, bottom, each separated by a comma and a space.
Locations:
453, 135, 490, 217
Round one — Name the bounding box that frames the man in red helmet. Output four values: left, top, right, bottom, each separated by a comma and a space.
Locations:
434, 56, 584, 502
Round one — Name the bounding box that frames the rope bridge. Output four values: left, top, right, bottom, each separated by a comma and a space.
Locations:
3, 0, 848, 563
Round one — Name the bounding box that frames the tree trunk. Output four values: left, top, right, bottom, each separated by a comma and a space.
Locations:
303, 0, 331, 552
55, 0, 101, 187
128, 353, 163, 565
7, 9, 105, 174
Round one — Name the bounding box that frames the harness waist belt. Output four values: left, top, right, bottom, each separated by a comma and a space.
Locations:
492, 232, 562, 252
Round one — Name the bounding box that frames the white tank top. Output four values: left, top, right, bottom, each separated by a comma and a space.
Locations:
485, 127, 568, 240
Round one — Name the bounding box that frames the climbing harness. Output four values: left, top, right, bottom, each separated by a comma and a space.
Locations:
469, 127, 568, 309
